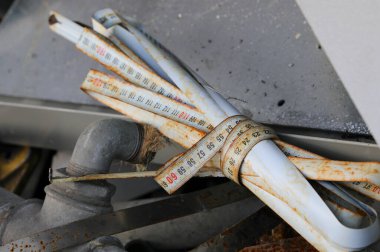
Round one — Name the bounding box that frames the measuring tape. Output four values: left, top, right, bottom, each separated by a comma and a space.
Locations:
73, 27, 191, 105
154, 115, 276, 193
82, 70, 213, 132
50, 11, 380, 251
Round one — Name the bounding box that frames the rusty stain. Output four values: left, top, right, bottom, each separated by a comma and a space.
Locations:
240, 236, 317, 252
289, 156, 380, 184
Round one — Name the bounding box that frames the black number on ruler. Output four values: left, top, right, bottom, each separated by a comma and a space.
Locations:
171, 109, 179, 116
252, 131, 260, 137
198, 120, 206, 126
216, 134, 224, 142
226, 125, 233, 133
162, 106, 170, 112
242, 137, 249, 145
145, 99, 153, 106
227, 167, 233, 176
177, 166, 186, 175
128, 92, 136, 99
157, 88, 165, 95
197, 150, 206, 159
207, 142, 215, 150
135, 72, 142, 80
127, 67, 134, 75
120, 63, 127, 70
234, 147, 241, 155
105, 53, 112, 60
112, 57, 119, 65
187, 158, 196, 167
363, 183, 371, 190
111, 86, 118, 93
189, 116, 197, 122
120, 89, 128, 96
150, 82, 157, 91
137, 96, 144, 102
142, 78, 150, 85
83, 37, 90, 46
91, 43, 96, 50
154, 102, 162, 109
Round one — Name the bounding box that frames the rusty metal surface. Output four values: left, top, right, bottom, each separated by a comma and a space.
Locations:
0, 0, 370, 137
193, 207, 281, 252
240, 236, 317, 252
0, 182, 254, 251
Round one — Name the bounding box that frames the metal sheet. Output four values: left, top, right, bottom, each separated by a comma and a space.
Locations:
296, 0, 380, 144
0, 182, 255, 251
0, 0, 370, 137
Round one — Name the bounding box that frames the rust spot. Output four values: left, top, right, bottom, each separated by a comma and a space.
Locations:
48, 14, 59, 25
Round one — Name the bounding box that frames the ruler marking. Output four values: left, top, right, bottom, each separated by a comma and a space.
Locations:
82, 70, 213, 131
76, 29, 190, 104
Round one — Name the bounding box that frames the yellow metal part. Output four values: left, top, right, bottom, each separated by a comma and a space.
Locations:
0, 146, 30, 180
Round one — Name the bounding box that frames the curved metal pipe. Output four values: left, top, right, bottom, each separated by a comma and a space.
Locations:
1, 119, 145, 248
68, 119, 143, 176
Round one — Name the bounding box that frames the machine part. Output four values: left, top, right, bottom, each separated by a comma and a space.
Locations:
0, 182, 256, 251
0, 145, 30, 180
0, 119, 145, 249
0, 145, 53, 196
105, 185, 264, 250
67, 118, 143, 176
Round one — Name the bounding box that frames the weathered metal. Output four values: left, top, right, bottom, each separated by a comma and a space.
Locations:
0, 119, 145, 250
0, 182, 254, 251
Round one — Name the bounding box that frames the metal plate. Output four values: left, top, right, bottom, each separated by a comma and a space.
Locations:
296, 0, 380, 144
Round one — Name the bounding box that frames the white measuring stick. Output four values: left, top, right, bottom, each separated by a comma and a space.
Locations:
49, 12, 191, 105
82, 70, 213, 132
344, 182, 380, 201
86, 91, 206, 149
277, 140, 380, 201
89, 84, 380, 249
289, 157, 380, 185
92, 9, 227, 125
91, 18, 151, 70
92, 9, 380, 250
90, 83, 380, 189
92, 10, 174, 84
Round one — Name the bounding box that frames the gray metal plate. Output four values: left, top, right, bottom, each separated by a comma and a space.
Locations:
0, 0, 369, 135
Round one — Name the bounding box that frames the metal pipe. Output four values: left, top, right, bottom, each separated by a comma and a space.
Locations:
1, 119, 145, 249
68, 118, 143, 176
